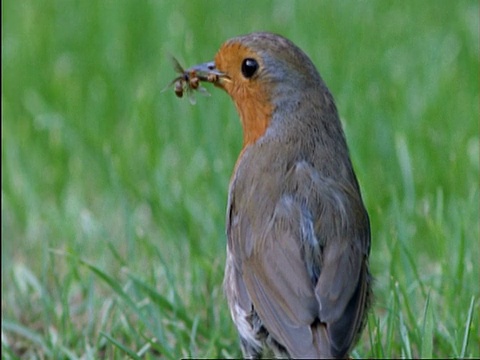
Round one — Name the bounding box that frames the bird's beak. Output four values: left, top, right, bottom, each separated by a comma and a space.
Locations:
186, 61, 231, 87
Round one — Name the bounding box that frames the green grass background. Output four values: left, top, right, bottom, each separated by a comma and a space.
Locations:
2, 0, 479, 358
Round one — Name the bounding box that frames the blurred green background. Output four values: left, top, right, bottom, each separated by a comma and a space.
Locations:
2, 0, 479, 358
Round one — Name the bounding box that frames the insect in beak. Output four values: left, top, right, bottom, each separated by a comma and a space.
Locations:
164, 56, 229, 105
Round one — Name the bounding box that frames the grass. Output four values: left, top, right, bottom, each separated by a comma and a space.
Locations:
2, 0, 479, 358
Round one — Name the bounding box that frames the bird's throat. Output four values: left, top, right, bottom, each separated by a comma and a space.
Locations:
233, 89, 273, 147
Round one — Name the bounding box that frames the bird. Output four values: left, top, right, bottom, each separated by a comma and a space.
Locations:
177, 32, 372, 359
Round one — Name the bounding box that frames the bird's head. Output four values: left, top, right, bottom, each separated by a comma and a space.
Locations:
184, 32, 328, 146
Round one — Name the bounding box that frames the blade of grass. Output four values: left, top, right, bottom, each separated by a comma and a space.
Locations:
51, 250, 176, 358
127, 274, 207, 338
366, 313, 384, 358
460, 296, 475, 358
399, 241, 428, 299
107, 241, 128, 267
385, 290, 396, 357
1, 320, 52, 358
399, 310, 412, 359
100, 332, 142, 360
396, 282, 413, 359
51, 250, 140, 315
152, 241, 185, 308
420, 291, 433, 358
394, 133, 415, 211
138, 333, 175, 360
396, 275, 422, 348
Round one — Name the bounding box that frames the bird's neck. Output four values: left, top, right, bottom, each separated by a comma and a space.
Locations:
233, 91, 273, 147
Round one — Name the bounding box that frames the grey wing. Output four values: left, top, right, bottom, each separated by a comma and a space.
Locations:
311, 174, 371, 357
228, 161, 371, 358
230, 193, 332, 358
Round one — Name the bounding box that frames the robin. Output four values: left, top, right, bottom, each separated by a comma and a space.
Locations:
174, 32, 372, 359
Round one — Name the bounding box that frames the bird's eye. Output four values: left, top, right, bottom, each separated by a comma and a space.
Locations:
241, 58, 259, 78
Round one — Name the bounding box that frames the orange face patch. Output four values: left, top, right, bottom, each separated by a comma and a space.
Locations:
214, 42, 273, 148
